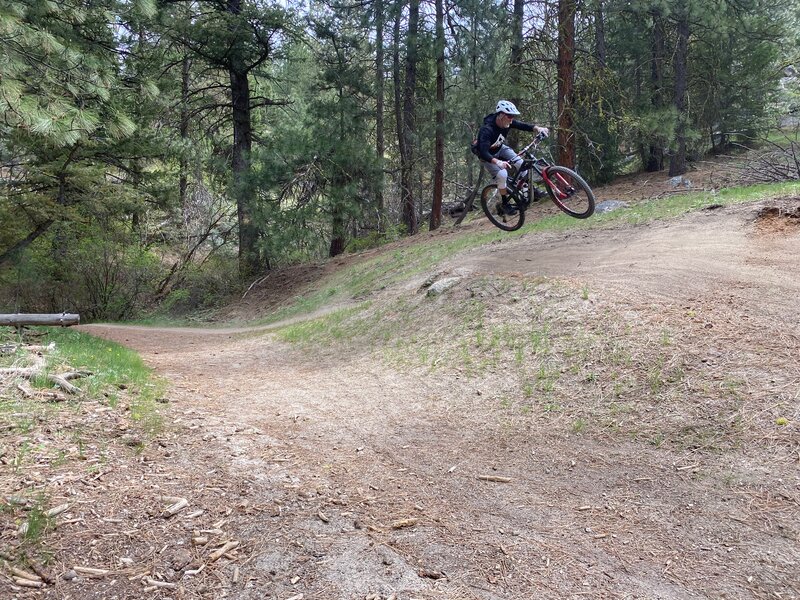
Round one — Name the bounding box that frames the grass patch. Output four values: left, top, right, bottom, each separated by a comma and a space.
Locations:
41, 329, 165, 433
604, 181, 800, 226
20, 497, 53, 543
274, 303, 371, 345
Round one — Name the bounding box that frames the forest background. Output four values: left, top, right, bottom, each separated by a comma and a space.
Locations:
1, 0, 798, 321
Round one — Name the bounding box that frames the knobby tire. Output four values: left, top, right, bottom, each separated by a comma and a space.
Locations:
543, 165, 595, 219
480, 184, 526, 232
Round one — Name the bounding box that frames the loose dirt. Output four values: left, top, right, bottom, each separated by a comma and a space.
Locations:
6, 194, 799, 599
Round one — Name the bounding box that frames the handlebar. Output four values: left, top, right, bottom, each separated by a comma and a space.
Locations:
515, 131, 548, 160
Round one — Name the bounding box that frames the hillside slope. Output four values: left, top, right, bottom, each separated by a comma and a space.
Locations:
66, 196, 800, 599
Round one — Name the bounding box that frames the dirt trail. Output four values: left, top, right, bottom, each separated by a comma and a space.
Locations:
79, 199, 800, 600
462, 202, 800, 330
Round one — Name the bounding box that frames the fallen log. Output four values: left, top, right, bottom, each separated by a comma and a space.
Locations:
0, 313, 80, 327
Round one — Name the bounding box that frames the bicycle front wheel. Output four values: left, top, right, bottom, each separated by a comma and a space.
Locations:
480, 184, 526, 232
543, 166, 595, 219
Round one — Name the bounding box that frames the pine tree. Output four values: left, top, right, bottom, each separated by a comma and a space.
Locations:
160, 0, 294, 278
0, 0, 146, 271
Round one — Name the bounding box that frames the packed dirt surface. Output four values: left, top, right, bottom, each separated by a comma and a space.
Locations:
10, 197, 799, 599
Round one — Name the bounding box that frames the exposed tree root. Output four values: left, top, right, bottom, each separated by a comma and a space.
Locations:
0, 349, 92, 395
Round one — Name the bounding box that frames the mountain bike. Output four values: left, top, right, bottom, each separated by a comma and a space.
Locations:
480, 132, 595, 231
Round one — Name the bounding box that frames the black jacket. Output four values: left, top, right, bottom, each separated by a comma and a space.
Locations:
473, 112, 535, 162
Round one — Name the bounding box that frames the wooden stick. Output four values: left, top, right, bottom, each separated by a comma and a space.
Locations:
25, 556, 55, 584
184, 564, 205, 576
7, 565, 42, 582
209, 541, 239, 562
48, 374, 80, 394
61, 370, 93, 381
159, 496, 185, 504
15, 383, 34, 398
391, 518, 418, 529
477, 475, 513, 483
13, 577, 44, 588
162, 498, 189, 517
144, 577, 177, 589
46, 503, 70, 518
72, 566, 109, 576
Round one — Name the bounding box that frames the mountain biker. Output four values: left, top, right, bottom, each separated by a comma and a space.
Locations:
472, 100, 549, 215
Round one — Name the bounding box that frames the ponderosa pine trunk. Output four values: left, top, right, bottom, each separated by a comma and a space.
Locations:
557, 0, 576, 168
430, 0, 444, 231
507, 0, 525, 149
400, 0, 419, 235
393, 3, 404, 215
179, 55, 190, 212
644, 9, 666, 172
375, 0, 385, 230
595, 0, 606, 68
227, 0, 261, 278
669, 2, 689, 177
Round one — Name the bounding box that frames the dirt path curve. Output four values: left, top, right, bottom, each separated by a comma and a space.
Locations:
81, 199, 800, 600
461, 201, 800, 331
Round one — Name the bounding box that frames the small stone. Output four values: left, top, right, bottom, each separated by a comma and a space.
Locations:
594, 200, 629, 214
426, 276, 461, 297
668, 176, 691, 188
63, 570, 77, 581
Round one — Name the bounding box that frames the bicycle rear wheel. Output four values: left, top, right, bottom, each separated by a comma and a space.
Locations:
542, 166, 595, 219
480, 184, 526, 231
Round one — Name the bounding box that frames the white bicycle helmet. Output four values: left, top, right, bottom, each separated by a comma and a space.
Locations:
495, 100, 521, 115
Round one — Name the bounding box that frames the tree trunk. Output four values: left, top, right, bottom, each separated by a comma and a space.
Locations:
330, 89, 347, 257
393, 2, 404, 213
375, 0, 385, 231
557, 0, 576, 168
400, 0, 419, 235
230, 66, 259, 277
430, 0, 445, 232
507, 0, 525, 148
594, 0, 606, 68
669, 2, 689, 177
645, 9, 665, 172
228, 0, 261, 278
179, 55, 191, 213
329, 212, 346, 257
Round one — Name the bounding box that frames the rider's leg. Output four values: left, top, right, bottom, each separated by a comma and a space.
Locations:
496, 146, 525, 181
482, 160, 516, 215
483, 160, 508, 196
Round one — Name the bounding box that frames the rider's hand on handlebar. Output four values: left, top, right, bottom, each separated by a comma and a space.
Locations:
535, 126, 550, 138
